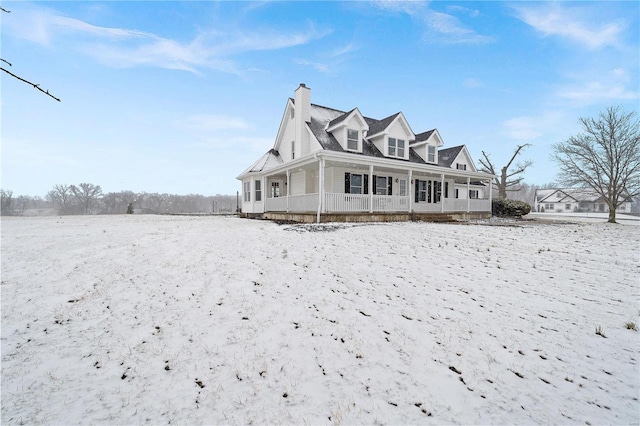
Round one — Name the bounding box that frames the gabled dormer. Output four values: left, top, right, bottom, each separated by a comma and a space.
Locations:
438, 144, 478, 172
366, 112, 415, 160
411, 129, 444, 164
326, 108, 369, 153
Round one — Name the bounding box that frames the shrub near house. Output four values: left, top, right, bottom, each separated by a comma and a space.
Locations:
492, 198, 531, 218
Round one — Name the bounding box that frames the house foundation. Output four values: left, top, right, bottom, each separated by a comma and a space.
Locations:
240, 211, 490, 223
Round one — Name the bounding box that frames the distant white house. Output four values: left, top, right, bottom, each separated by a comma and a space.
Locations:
237, 84, 495, 222
534, 188, 632, 213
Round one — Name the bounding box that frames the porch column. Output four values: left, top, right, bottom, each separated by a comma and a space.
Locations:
488, 178, 492, 213
320, 158, 326, 214
466, 177, 470, 213
368, 165, 374, 214
286, 170, 290, 212
408, 170, 413, 213
317, 157, 325, 222
441, 174, 445, 213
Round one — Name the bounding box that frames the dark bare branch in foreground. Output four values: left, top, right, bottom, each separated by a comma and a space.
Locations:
1, 66, 61, 102
1, 6, 60, 102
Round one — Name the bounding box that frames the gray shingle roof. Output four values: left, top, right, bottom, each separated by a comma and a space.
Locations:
366, 113, 401, 137
438, 145, 465, 168
413, 130, 435, 143
305, 104, 439, 165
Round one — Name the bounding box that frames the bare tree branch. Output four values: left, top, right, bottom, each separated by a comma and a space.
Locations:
478, 145, 533, 198
1, 67, 61, 102
1, 7, 61, 102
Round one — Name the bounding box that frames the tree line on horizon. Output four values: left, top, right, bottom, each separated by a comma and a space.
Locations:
0, 184, 238, 216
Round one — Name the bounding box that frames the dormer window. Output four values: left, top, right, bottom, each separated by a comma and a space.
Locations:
347, 129, 359, 151
456, 163, 466, 170
388, 138, 405, 158
428, 145, 436, 163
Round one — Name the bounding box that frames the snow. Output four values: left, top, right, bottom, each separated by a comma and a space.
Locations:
2, 215, 639, 424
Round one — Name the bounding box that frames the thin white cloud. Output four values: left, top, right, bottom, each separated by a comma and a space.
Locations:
4, 5, 328, 74
447, 5, 481, 18
556, 68, 638, 105
502, 112, 566, 142
175, 115, 251, 132
372, 1, 493, 45
513, 4, 626, 49
463, 78, 483, 89
294, 59, 330, 74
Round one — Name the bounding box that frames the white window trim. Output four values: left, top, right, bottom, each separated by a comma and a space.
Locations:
255, 180, 262, 202
388, 137, 406, 159
243, 181, 251, 203
347, 129, 359, 151
427, 145, 436, 163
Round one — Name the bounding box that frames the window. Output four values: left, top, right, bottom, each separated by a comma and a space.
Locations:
388, 138, 405, 158
291, 141, 295, 160
347, 129, 359, 151
398, 179, 407, 197
271, 181, 281, 198
565, 203, 571, 210
416, 180, 427, 202
344, 173, 364, 194
428, 146, 436, 163
469, 189, 478, 199
456, 163, 467, 170
544, 203, 554, 210
255, 180, 262, 202
455, 188, 459, 199
375, 176, 390, 195
243, 181, 251, 202
435, 181, 442, 203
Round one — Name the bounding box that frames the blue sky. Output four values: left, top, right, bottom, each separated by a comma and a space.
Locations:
2, 1, 638, 197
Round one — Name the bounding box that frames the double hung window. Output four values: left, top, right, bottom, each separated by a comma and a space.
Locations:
255, 180, 262, 202
347, 129, 359, 151
243, 182, 251, 202
427, 146, 436, 163
388, 138, 405, 158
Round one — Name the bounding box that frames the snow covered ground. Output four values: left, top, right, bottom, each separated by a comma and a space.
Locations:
2, 215, 639, 425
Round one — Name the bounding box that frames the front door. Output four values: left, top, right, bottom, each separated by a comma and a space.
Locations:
270, 180, 282, 198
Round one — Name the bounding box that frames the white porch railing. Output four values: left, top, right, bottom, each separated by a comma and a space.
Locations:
288, 193, 318, 212
264, 193, 491, 213
372, 195, 409, 212
325, 193, 369, 212
265, 196, 287, 212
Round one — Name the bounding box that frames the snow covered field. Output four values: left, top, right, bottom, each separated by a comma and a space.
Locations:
2, 215, 639, 425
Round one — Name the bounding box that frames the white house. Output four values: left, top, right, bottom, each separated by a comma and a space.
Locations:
534, 188, 633, 214
237, 84, 495, 222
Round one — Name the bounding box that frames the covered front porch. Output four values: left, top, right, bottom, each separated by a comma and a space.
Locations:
248, 154, 492, 220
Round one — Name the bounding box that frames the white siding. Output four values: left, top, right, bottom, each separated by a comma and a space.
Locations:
290, 170, 306, 195
278, 112, 296, 162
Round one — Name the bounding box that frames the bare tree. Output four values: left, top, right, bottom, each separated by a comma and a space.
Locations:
1, 189, 15, 216
478, 144, 533, 198
70, 183, 103, 215
552, 106, 640, 223
0, 7, 60, 102
47, 184, 74, 215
